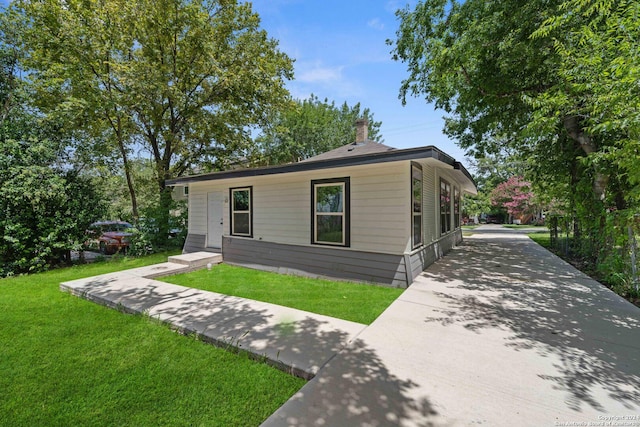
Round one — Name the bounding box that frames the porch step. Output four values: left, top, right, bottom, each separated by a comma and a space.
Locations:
168, 252, 223, 269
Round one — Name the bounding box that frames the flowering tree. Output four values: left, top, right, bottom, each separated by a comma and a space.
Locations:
490, 176, 535, 219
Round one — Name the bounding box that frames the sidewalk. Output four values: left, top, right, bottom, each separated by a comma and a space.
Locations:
60, 252, 366, 379
262, 226, 640, 426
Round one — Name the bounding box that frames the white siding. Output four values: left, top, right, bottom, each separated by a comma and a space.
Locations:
188, 184, 208, 235
188, 161, 410, 255
184, 159, 471, 256
253, 178, 309, 245
350, 163, 409, 253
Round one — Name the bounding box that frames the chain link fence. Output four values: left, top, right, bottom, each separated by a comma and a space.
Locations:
548, 211, 639, 299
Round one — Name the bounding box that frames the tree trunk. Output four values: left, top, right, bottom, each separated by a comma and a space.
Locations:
155, 175, 172, 248
563, 115, 608, 200
118, 140, 139, 219
107, 112, 139, 220
153, 147, 173, 248
570, 157, 581, 248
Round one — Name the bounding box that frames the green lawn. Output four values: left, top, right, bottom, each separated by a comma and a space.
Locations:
161, 264, 404, 325
503, 224, 547, 230
528, 232, 552, 249
0, 253, 304, 427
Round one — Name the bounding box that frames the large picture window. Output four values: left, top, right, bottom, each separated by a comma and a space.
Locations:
230, 186, 252, 237
412, 164, 423, 248
312, 178, 350, 246
440, 179, 451, 235
454, 187, 461, 229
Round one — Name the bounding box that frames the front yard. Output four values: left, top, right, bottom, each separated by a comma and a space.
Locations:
0, 254, 304, 427
161, 264, 404, 325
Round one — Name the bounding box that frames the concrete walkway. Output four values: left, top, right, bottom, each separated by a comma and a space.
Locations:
60, 252, 366, 379
263, 225, 640, 426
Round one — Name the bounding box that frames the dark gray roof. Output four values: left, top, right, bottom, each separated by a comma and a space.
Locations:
166, 144, 476, 194
300, 140, 395, 162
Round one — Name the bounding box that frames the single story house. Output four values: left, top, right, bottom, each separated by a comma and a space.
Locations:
166, 121, 476, 288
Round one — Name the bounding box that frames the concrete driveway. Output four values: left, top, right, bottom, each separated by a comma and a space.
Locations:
263, 225, 640, 426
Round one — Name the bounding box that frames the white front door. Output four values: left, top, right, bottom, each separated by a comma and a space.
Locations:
207, 191, 224, 249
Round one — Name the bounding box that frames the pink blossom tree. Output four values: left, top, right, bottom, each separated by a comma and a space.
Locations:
490, 176, 536, 221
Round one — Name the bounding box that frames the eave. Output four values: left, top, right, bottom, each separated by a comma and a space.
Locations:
166, 145, 476, 193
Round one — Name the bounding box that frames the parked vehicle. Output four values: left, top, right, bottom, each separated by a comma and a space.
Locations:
136, 217, 182, 238
85, 221, 135, 255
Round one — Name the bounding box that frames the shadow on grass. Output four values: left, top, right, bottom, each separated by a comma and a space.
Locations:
420, 231, 640, 412
63, 273, 439, 426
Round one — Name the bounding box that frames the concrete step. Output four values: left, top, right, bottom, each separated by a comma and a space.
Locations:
168, 251, 223, 269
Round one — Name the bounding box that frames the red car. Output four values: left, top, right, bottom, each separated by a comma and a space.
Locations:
86, 221, 134, 255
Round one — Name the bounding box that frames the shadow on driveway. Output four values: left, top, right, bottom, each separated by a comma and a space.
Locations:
421, 232, 640, 413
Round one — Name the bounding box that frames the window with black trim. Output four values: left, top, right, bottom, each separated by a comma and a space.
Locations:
412, 164, 423, 248
440, 179, 451, 234
454, 186, 461, 228
230, 186, 252, 237
311, 178, 350, 246
183, 186, 189, 196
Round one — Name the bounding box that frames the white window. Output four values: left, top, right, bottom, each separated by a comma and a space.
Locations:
440, 179, 451, 235
412, 164, 423, 248
312, 178, 350, 246
230, 187, 252, 237
454, 187, 461, 228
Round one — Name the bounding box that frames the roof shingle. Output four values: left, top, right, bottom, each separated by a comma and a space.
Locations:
300, 140, 395, 162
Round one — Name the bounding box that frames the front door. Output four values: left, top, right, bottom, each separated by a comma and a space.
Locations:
207, 191, 224, 249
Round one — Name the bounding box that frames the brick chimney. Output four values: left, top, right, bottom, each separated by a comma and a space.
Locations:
355, 118, 368, 144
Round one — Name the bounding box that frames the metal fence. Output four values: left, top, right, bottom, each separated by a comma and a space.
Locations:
548, 212, 639, 296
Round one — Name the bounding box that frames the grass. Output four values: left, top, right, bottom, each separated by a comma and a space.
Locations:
502, 224, 547, 230
161, 264, 404, 325
0, 252, 304, 427
528, 232, 552, 249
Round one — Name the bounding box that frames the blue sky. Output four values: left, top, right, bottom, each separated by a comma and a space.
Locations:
251, 0, 470, 166
0, 0, 470, 167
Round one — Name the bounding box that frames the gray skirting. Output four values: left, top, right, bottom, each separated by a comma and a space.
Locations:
223, 237, 409, 288
407, 229, 462, 281
183, 230, 463, 287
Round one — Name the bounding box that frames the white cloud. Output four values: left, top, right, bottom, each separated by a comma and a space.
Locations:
367, 18, 384, 30
288, 61, 363, 101
297, 63, 344, 84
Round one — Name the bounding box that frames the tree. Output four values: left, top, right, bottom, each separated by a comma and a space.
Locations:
390, 0, 560, 155
0, 48, 106, 276
95, 157, 187, 250
389, 0, 639, 194
389, 0, 639, 288
19, 0, 294, 244
250, 95, 383, 165
0, 5, 114, 276
470, 152, 525, 193
0, 5, 19, 124
490, 176, 536, 222
388, 0, 636, 201
462, 152, 525, 221
13, 0, 141, 216
0, 137, 107, 276
531, 0, 640, 204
